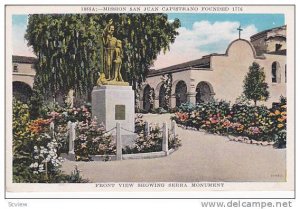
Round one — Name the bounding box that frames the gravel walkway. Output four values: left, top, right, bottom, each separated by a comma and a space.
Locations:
61, 114, 286, 182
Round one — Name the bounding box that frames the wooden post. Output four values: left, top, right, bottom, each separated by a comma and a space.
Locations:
145, 121, 150, 137
45, 161, 48, 181
50, 122, 55, 138
68, 122, 76, 156
162, 122, 169, 155
171, 120, 177, 136
116, 122, 122, 160
67, 121, 72, 152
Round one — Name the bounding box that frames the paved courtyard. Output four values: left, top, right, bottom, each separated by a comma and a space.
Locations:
61, 114, 286, 182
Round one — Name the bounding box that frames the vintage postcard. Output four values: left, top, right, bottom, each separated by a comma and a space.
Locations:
5, 4, 295, 198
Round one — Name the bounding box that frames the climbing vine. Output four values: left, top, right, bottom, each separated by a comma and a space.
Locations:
161, 73, 173, 110
149, 87, 155, 110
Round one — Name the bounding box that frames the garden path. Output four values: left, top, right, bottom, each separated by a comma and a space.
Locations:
61, 114, 286, 182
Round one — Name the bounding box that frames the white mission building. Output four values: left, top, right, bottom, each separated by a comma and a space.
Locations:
138, 25, 287, 111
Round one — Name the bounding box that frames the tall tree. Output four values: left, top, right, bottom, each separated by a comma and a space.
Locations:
25, 14, 180, 102
243, 62, 270, 106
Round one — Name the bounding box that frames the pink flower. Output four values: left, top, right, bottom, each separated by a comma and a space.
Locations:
82, 106, 88, 112
248, 126, 261, 135
209, 117, 218, 124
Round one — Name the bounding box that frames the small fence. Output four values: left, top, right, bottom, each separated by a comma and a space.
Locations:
52, 120, 178, 161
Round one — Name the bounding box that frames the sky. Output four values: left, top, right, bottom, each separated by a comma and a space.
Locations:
12, 13, 284, 69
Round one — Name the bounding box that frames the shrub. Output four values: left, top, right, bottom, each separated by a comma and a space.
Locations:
13, 98, 89, 182
74, 118, 116, 161
168, 132, 182, 150
274, 130, 286, 148
135, 114, 145, 133
173, 97, 287, 145
175, 100, 231, 133
13, 98, 36, 182
23, 100, 115, 161
123, 124, 163, 154
124, 115, 182, 154
39, 101, 66, 119
135, 108, 148, 114
153, 107, 168, 114
66, 165, 89, 183
269, 96, 287, 147
29, 133, 64, 181
28, 118, 52, 134
178, 102, 196, 113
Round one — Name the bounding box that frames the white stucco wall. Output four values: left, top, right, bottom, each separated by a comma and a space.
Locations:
208, 39, 286, 106
12, 62, 36, 88
208, 39, 262, 104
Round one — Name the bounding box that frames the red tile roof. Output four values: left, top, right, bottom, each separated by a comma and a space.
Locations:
12, 55, 37, 64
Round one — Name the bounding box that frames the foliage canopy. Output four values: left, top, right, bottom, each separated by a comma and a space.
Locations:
25, 14, 180, 102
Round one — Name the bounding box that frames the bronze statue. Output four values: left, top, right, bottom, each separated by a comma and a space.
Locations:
97, 19, 128, 86
112, 40, 124, 82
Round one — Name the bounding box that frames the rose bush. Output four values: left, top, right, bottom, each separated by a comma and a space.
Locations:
124, 115, 181, 154
74, 118, 116, 161
172, 97, 287, 147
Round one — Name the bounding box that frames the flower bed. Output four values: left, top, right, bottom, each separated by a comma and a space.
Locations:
123, 114, 181, 154
74, 118, 116, 161
40, 104, 116, 161
172, 97, 286, 148
12, 99, 88, 182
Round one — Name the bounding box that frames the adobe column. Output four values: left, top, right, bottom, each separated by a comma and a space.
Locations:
187, 92, 197, 105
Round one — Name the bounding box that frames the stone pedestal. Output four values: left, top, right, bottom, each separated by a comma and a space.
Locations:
92, 85, 135, 137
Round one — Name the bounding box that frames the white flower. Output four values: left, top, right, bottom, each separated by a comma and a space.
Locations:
44, 133, 51, 138
38, 168, 45, 173
33, 162, 38, 168
34, 156, 39, 160
33, 171, 38, 174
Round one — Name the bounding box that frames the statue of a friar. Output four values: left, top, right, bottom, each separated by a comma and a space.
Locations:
97, 19, 127, 86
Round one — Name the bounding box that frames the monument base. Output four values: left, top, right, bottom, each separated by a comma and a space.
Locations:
97, 73, 129, 86
92, 85, 135, 137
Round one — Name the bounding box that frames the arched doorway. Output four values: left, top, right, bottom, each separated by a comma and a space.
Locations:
196, 81, 214, 104
175, 81, 187, 107
13, 81, 33, 103
159, 85, 167, 109
143, 85, 153, 112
